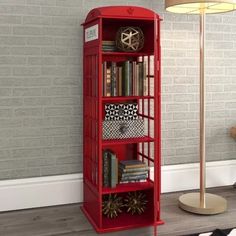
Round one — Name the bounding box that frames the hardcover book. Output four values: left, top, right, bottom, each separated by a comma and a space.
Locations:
103, 150, 109, 187
119, 166, 149, 173
103, 150, 118, 188
119, 171, 148, 177
102, 61, 107, 96
109, 151, 118, 188
122, 61, 130, 96
119, 159, 147, 169
111, 62, 117, 96
120, 174, 148, 181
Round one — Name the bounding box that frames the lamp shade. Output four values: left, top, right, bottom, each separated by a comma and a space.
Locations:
165, 0, 236, 14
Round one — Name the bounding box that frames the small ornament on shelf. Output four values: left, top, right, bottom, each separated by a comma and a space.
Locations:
102, 194, 123, 218
124, 191, 148, 215
116, 26, 144, 52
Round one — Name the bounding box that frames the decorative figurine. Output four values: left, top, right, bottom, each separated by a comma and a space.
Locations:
116, 26, 144, 52
102, 194, 123, 218
124, 191, 148, 215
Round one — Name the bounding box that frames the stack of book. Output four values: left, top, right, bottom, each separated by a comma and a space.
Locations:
118, 160, 149, 184
103, 150, 118, 188
102, 60, 147, 97
102, 41, 116, 52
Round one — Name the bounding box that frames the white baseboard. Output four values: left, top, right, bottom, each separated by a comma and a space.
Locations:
161, 159, 236, 193
0, 174, 83, 212
0, 160, 235, 212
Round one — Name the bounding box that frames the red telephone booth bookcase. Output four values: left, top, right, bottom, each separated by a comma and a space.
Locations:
82, 6, 163, 233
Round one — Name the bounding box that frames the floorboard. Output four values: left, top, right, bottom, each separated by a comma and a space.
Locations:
0, 186, 235, 236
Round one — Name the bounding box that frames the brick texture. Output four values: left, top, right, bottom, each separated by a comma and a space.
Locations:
0, 0, 235, 180
151, 1, 236, 165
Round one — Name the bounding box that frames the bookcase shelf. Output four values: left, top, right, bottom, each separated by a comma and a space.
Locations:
102, 211, 154, 233
102, 51, 153, 56
102, 96, 154, 101
102, 136, 155, 146
102, 179, 154, 194
82, 6, 162, 233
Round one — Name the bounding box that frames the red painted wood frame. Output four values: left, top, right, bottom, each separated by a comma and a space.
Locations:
82, 6, 163, 233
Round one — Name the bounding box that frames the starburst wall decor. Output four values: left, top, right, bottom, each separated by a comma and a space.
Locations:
116, 26, 144, 52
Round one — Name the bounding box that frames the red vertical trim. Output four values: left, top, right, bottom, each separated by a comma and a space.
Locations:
82, 25, 86, 207
157, 16, 162, 222
147, 55, 150, 178
154, 15, 161, 223
98, 18, 103, 228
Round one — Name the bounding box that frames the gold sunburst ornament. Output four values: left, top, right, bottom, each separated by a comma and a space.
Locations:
116, 27, 144, 52
102, 194, 123, 218
124, 191, 148, 215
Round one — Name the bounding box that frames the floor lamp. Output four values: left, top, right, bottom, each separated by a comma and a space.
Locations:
165, 0, 236, 215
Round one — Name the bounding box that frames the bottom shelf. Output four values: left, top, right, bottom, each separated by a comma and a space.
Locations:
82, 205, 163, 233
102, 188, 154, 231
82, 186, 164, 233
102, 210, 154, 232
102, 179, 154, 194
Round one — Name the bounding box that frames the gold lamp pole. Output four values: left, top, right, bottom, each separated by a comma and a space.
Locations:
165, 0, 236, 214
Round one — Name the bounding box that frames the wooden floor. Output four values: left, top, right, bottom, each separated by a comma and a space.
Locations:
0, 186, 235, 236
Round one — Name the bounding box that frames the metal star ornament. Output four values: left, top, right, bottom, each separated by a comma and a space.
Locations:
124, 191, 148, 215
102, 194, 123, 218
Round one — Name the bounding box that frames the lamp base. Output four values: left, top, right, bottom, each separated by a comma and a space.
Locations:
178, 192, 227, 215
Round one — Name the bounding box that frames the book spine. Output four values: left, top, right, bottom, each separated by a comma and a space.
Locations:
122, 61, 130, 96
119, 163, 147, 169
111, 62, 117, 96
106, 67, 111, 97
138, 62, 143, 96
119, 171, 148, 177
103, 151, 109, 187
102, 61, 107, 97
132, 61, 137, 96
129, 61, 133, 96
136, 63, 139, 96
119, 160, 145, 164
109, 152, 118, 188
116, 66, 119, 97
119, 166, 149, 173
119, 179, 147, 184
120, 174, 148, 181
102, 40, 116, 46
102, 46, 116, 52
118, 67, 122, 96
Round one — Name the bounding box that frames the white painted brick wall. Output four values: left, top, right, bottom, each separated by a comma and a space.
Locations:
0, 0, 235, 180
